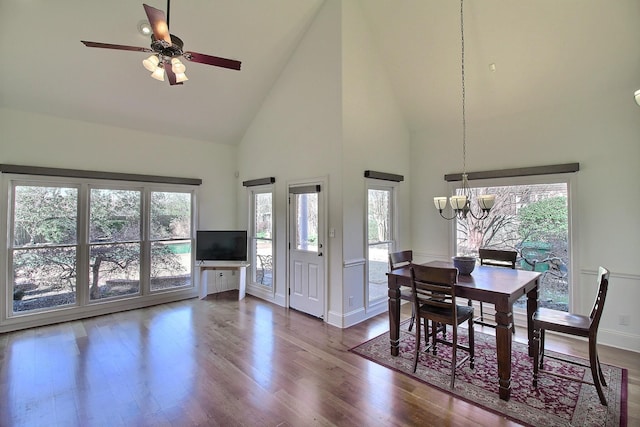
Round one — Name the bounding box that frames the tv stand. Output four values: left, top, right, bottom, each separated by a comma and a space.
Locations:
196, 261, 249, 300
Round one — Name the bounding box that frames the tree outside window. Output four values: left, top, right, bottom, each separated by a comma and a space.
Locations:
456, 183, 569, 311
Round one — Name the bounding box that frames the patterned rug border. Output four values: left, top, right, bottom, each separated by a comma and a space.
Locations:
350, 323, 628, 427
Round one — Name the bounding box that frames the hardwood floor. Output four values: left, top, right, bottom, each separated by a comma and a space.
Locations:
1, 293, 638, 426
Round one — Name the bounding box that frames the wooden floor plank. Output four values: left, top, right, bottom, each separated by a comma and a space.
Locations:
0, 292, 637, 426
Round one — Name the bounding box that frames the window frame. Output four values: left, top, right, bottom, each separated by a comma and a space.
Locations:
449, 172, 577, 312
247, 183, 275, 294
1, 173, 198, 330
365, 179, 399, 306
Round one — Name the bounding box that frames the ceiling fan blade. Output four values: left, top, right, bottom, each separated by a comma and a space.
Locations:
81, 41, 151, 52
184, 51, 241, 71
143, 4, 171, 44
165, 66, 183, 86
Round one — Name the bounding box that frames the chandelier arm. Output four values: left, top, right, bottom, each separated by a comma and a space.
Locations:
438, 209, 461, 221
466, 208, 491, 221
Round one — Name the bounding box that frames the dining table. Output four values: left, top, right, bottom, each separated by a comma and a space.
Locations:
387, 260, 541, 401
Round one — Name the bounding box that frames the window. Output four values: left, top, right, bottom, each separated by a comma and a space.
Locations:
7, 176, 195, 318
367, 182, 396, 304
453, 177, 572, 312
249, 186, 273, 287
89, 188, 141, 300
149, 191, 192, 291
12, 184, 79, 312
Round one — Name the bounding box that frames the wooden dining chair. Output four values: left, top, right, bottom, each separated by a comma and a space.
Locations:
389, 250, 415, 331
410, 264, 475, 389
472, 248, 518, 333
532, 266, 610, 405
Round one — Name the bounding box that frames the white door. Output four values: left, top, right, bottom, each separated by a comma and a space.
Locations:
288, 183, 325, 318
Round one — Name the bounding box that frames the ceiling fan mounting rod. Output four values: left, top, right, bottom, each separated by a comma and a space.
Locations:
166, 0, 171, 29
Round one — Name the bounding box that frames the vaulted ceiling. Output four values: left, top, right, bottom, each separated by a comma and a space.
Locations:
1, 1, 638, 145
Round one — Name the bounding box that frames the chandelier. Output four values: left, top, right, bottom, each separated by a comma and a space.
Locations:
434, 0, 495, 221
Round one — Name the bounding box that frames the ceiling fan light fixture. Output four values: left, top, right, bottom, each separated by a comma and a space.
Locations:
175, 72, 188, 83
142, 55, 160, 72
171, 58, 186, 74
151, 65, 165, 81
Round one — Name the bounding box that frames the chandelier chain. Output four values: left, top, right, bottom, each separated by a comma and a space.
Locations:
460, 0, 466, 175
434, 0, 495, 220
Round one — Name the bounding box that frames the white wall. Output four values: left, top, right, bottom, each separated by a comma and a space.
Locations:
339, 0, 411, 326
0, 108, 239, 230
237, 0, 411, 328
237, 0, 343, 311
410, 87, 640, 352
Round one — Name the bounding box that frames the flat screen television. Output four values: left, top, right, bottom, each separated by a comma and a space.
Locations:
196, 230, 248, 262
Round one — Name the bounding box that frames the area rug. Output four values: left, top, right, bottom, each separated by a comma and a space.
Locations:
350, 325, 627, 427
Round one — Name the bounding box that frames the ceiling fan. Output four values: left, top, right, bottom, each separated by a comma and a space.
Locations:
81, 1, 241, 85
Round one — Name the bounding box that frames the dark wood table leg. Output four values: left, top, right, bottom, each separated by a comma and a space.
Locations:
526, 279, 539, 356
388, 277, 401, 357
494, 302, 513, 401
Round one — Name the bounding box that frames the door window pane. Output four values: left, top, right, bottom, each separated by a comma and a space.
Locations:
12, 185, 78, 313
295, 193, 318, 252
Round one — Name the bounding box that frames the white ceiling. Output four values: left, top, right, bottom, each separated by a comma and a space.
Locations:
1, 1, 639, 145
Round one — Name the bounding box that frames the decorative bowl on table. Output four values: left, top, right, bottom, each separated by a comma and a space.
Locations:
452, 256, 476, 275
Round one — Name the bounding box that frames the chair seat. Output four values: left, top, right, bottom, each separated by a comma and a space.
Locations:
533, 307, 590, 337
419, 304, 473, 322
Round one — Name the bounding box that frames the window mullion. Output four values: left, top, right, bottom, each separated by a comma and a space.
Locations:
140, 190, 150, 296
77, 183, 89, 306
